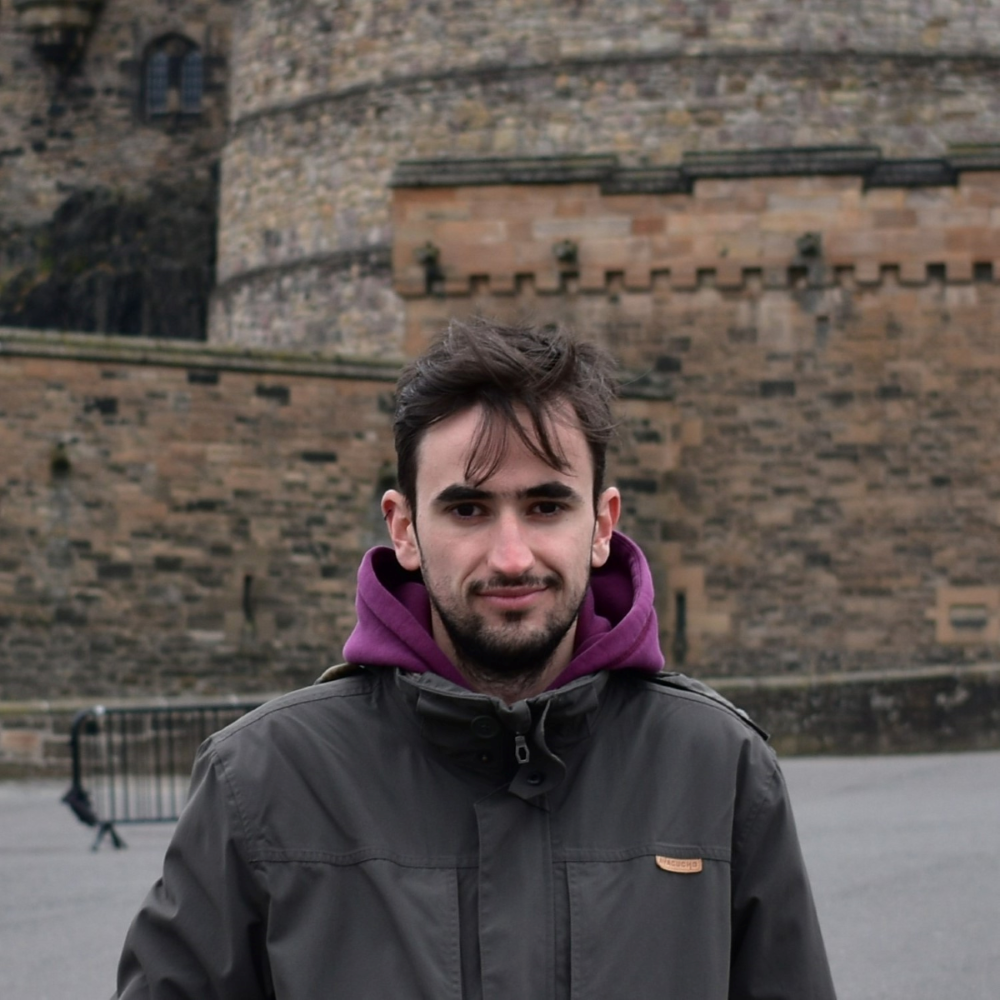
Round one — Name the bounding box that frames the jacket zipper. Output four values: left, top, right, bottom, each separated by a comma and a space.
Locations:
514, 733, 530, 765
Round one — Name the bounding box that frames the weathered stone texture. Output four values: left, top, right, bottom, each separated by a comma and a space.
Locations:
216, 0, 1000, 349
3, 0, 1000, 730
0, 332, 400, 700
0, 0, 233, 338
0, 330, 676, 701
230, 0, 1000, 120
211, 253, 403, 357
394, 173, 1000, 676
392, 172, 1000, 304
0, 0, 232, 227
715, 665, 1000, 755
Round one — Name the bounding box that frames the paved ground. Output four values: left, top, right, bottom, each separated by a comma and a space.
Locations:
1, 751, 998, 999
782, 751, 1000, 1000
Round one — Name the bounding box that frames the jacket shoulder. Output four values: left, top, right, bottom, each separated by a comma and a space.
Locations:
638, 671, 769, 741
209, 667, 376, 749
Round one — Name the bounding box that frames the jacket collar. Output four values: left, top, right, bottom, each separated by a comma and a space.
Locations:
393, 668, 609, 803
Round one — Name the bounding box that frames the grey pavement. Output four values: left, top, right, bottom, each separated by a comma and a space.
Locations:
782, 751, 1000, 1000
1, 751, 998, 999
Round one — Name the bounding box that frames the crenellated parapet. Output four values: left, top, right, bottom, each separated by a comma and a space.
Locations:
392, 147, 1000, 302
216, 0, 1000, 353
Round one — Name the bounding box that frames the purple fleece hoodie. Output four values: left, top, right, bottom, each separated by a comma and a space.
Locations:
342, 530, 664, 691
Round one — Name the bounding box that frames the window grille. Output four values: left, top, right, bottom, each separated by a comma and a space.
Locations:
146, 50, 169, 117
180, 50, 203, 114
143, 37, 204, 120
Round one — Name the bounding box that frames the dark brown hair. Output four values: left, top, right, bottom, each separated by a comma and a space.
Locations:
393, 317, 618, 509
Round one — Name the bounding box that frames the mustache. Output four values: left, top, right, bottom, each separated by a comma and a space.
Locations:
469, 574, 561, 593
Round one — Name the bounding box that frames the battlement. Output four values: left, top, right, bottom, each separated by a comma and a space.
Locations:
392, 149, 1000, 301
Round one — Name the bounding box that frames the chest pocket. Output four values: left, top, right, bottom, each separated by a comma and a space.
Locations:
565, 849, 731, 1000
262, 858, 463, 1000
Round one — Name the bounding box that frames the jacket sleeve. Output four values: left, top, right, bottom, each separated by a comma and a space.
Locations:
115, 742, 272, 999
729, 748, 837, 1000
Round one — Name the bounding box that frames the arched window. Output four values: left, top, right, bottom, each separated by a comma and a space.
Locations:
143, 36, 203, 119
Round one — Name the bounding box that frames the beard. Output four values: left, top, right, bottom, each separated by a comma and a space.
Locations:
424, 570, 589, 689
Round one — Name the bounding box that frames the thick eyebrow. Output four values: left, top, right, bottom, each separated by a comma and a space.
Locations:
522, 481, 583, 504
432, 481, 584, 506
433, 484, 493, 506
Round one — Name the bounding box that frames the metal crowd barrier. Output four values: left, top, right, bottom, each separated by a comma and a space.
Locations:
62, 701, 264, 850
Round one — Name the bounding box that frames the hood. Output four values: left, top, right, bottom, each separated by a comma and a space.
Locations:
342, 530, 664, 691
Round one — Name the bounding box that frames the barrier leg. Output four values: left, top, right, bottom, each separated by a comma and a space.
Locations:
92, 821, 127, 852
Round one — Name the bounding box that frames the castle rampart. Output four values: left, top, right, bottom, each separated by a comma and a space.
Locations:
390, 160, 1000, 678
3, 1, 1000, 754
215, 0, 1000, 352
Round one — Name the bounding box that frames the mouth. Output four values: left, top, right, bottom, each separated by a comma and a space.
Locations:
475, 585, 547, 611
469, 574, 560, 613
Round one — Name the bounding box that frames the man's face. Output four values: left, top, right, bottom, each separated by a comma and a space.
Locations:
383, 404, 620, 695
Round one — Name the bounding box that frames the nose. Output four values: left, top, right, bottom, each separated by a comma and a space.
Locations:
487, 511, 535, 578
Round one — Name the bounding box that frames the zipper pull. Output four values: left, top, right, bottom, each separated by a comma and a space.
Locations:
514, 734, 530, 765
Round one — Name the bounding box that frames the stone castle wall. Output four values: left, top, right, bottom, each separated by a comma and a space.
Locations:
393, 165, 1000, 676
0, 331, 398, 700
228, 0, 1000, 124
214, 0, 1000, 352
2, 0, 1000, 744
0, 0, 234, 336
0, 0, 233, 225
0, 328, 678, 701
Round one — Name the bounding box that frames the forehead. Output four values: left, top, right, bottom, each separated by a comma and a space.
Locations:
414, 403, 593, 493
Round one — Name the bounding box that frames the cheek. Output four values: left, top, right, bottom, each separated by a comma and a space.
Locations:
417, 540, 463, 587
549, 532, 598, 581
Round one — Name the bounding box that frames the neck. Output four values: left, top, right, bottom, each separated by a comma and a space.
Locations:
456, 657, 567, 704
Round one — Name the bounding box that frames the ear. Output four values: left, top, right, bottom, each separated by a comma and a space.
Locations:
591, 487, 621, 568
382, 490, 421, 571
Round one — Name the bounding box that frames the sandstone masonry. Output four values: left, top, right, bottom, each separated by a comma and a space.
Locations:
391, 162, 1000, 677
0, 330, 398, 700
2, 1, 1000, 753
0, 0, 233, 227
215, 0, 1000, 353
0, 328, 675, 701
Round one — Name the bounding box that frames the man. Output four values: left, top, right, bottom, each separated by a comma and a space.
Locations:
116, 319, 836, 999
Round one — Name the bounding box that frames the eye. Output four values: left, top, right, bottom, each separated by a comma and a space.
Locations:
449, 502, 484, 519
531, 501, 566, 517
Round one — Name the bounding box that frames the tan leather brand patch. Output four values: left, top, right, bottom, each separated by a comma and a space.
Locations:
655, 856, 703, 874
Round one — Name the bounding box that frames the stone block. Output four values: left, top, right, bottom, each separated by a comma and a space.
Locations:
534, 269, 563, 294
669, 264, 698, 289
623, 265, 652, 291
946, 258, 974, 283
577, 268, 608, 292
927, 586, 1000, 645
899, 259, 927, 285
854, 259, 881, 284
716, 262, 745, 289
488, 274, 517, 295
0, 728, 44, 760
